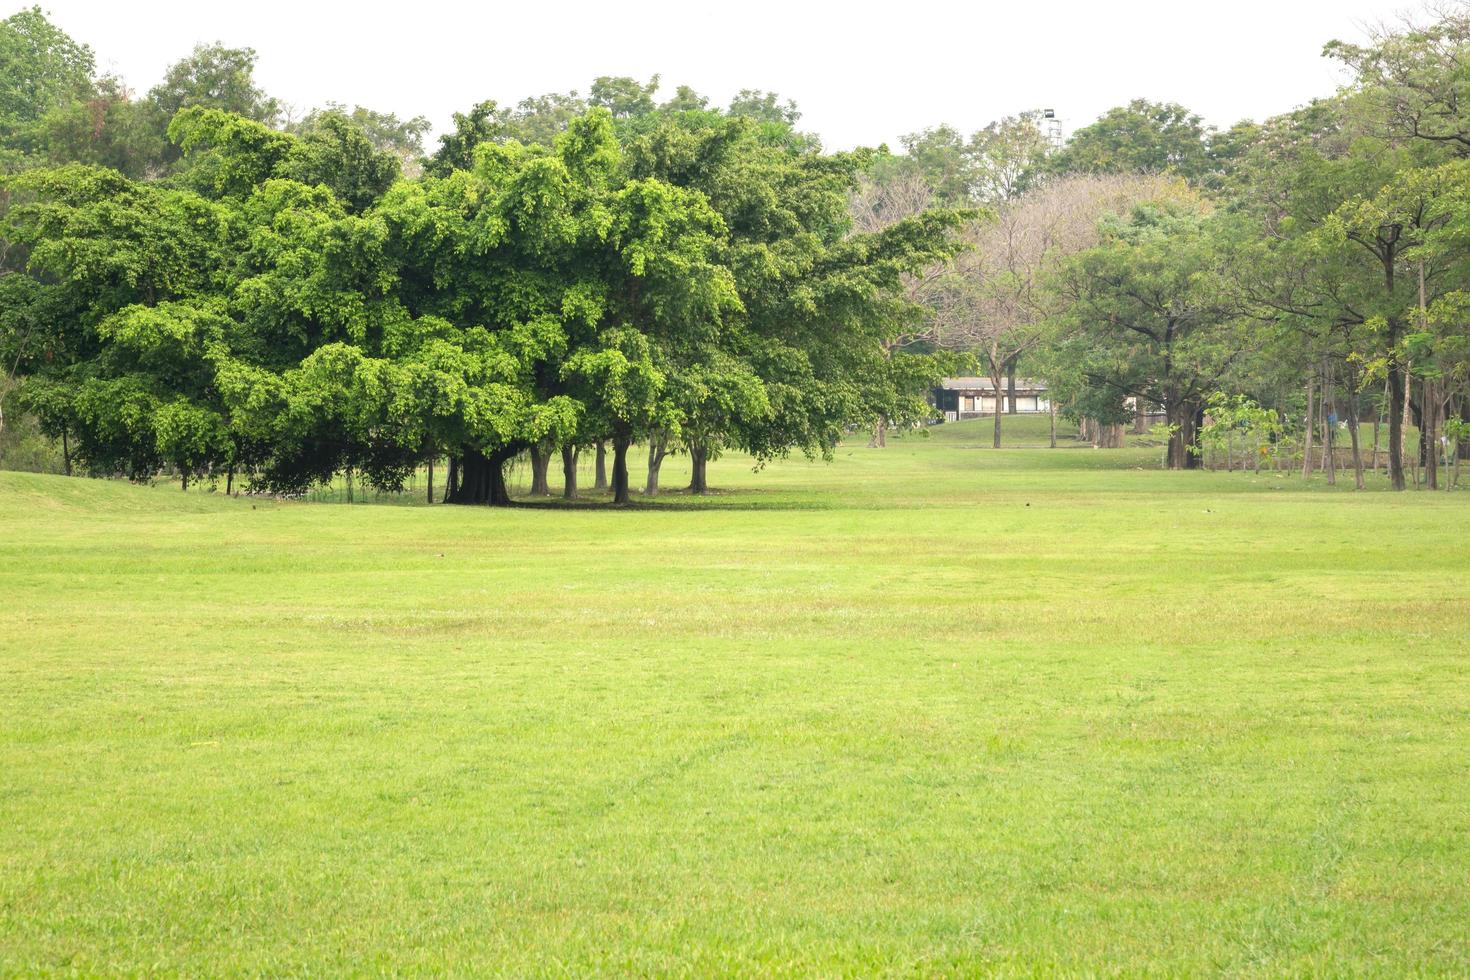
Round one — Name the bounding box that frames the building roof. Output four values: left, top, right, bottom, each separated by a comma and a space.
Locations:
938, 377, 1048, 392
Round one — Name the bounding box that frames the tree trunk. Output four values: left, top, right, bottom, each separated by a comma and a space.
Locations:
226, 464, 234, 496
1388, 326, 1407, 490
1133, 399, 1148, 434
645, 432, 668, 497
1165, 400, 1201, 470
688, 441, 709, 493
1049, 402, 1057, 449
426, 457, 434, 504
1372, 379, 1385, 475
1301, 376, 1315, 479
62, 427, 72, 476
1005, 357, 1018, 415
528, 442, 552, 496
1458, 400, 1470, 461
611, 434, 631, 504
1425, 378, 1440, 491
868, 420, 888, 448
1453, 395, 1464, 488
489, 449, 512, 505
445, 452, 476, 504
445, 447, 515, 506
1346, 377, 1364, 491
594, 440, 608, 490
989, 368, 1005, 448
1096, 422, 1123, 449
561, 443, 579, 500
345, 467, 354, 504
1322, 363, 1337, 487
1193, 406, 1206, 469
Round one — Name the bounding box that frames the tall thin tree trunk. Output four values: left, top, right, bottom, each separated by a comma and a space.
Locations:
1346, 374, 1364, 491
594, 441, 608, 490
1372, 379, 1385, 475
989, 367, 1005, 449
645, 432, 668, 497
1301, 376, 1316, 479
488, 448, 513, 505
1453, 395, 1464, 488
1425, 378, 1440, 491
1382, 251, 1407, 490
561, 443, 579, 500
688, 441, 709, 493
426, 457, 434, 504
1323, 362, 1337, 486
1049, 402, 1057, 448
1419, 259, 1432, 492
611, 435, 631, 505
1005, 357, 1018, 415
1458, 399, 1470, 462
1276, 408, 1289, 472
62, 427, 72, 476
1399, 365, 1413, 489
528, 443, 551, 496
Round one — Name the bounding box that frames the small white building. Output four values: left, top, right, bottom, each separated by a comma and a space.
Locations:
933, 377, 1051, 420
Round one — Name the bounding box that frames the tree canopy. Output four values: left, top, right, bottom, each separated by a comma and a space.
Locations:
9, 6, 1470, 493
1, 21, 964, 502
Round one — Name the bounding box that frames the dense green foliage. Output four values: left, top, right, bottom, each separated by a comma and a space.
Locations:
0, 14, 962, 502
6, 7, 1470, 493
868, 10, 1470, 484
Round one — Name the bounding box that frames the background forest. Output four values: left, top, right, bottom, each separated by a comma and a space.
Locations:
3, 5, 1470, 498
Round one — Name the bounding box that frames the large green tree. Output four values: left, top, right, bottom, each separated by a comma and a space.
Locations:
1046, 202, 1251, 468
0, 6, 94, 172
1050, 99, 1213, 182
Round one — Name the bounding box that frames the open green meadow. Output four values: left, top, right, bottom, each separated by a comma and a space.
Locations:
2, 417, 1468, 975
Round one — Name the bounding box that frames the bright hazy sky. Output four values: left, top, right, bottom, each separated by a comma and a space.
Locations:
30, 0, 1410, 149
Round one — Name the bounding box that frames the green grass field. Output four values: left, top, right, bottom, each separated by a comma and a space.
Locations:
3, 417, 1468, 975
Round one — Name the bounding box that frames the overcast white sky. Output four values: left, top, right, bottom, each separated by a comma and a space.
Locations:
28, 0, 1411, 149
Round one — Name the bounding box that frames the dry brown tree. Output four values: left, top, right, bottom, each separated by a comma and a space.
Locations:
938, 172, 1191, 447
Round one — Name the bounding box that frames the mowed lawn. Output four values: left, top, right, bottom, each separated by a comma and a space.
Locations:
2, 417, 1468, 975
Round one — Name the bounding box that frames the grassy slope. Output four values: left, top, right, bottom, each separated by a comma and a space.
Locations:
2, 418, 1468, 974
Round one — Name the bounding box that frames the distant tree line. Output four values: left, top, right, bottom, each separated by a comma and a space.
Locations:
860, 10, 1470, 489
0, 8, 963, 502
7, 5, 1470, 496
